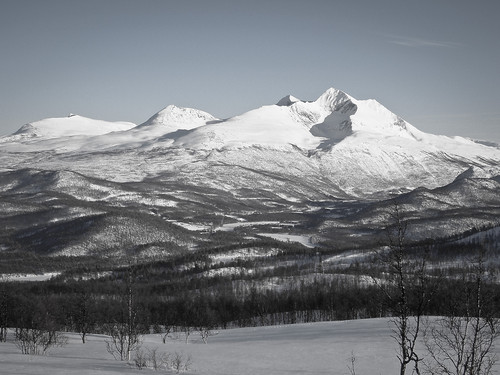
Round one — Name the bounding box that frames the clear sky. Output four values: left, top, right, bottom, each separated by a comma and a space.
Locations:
1, 0, 499, 141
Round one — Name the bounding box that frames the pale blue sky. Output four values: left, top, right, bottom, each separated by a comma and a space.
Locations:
1, 0, 499, 141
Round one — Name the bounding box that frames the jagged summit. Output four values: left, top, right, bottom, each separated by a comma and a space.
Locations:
276, 87, 352, 109
166, 87, 429, 150
272, 87, 418, 143
139, 105, 218, 131
315, 88, 353, 112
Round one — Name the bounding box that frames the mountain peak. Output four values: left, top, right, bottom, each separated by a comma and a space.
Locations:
11, 115, 135, 139
315, 88, 353, 112
1, 86, 500, 202
139, 105, 217, 130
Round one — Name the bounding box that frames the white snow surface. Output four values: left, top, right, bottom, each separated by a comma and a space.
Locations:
0, 272, 60, 282
0, 319, 420, 374
173, 104, 322, 150
3, 318, 499, 374
171, 87, 421, 150
9, 115, 136, 139
257, 233, 317, 248
139, 104, 218, 131
1, 87, 495, 159
1, 87, 499, 195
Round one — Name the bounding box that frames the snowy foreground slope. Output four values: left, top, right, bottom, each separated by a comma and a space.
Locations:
0, 319, 440, 375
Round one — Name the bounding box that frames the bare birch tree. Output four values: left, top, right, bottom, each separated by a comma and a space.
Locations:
424, 247, 499, 375
0, 282, 8, 342
106, 261, 142, 361
373, 202, 431, 375
74, 289, 94, 344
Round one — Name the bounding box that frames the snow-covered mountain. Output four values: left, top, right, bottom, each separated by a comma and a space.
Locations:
2, 86, 497, 197
0, 87, 499, 256
139, 104, 218, 131
150, 87, 423, 150
8, 114, 136, 139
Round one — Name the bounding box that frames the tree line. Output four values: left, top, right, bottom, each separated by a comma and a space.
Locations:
1, 202, 499, 373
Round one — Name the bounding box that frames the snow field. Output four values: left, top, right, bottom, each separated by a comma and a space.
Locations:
3, 318, 499, 374
256, 233, 316, 248
0, 272, 61, 282
0, 319, 404, 374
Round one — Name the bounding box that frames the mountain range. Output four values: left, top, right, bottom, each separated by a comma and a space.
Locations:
0, 87, 499, 257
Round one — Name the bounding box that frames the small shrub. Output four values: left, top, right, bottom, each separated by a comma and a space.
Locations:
134, 348, 148, 369
133, 348, 192, 373
169, 352, 192, 373
15, 327, 67, 355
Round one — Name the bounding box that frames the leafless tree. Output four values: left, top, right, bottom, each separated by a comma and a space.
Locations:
373, 202, 431, 375
15, 313, 67, 357
74, 289, 94, 344
146, 347, 162, 371
182, 325, 195, 344
133, 347, 149, 369
132, 347, 193, 373
424, 248, 500, 375
347, 351, 357, 375
105, 320, 142, 361
160, 324, 174, 344
198, 325, 218, 344
169, 352, 192, 373
15, 327, 67, 355
14, 296, 67, 355
106, 261, 142, 361
0, 283, 8, 342
133, 347, 163, 370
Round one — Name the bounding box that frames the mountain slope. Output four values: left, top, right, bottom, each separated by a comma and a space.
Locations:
0, 87, 499, 199
0, 86, 499, 257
